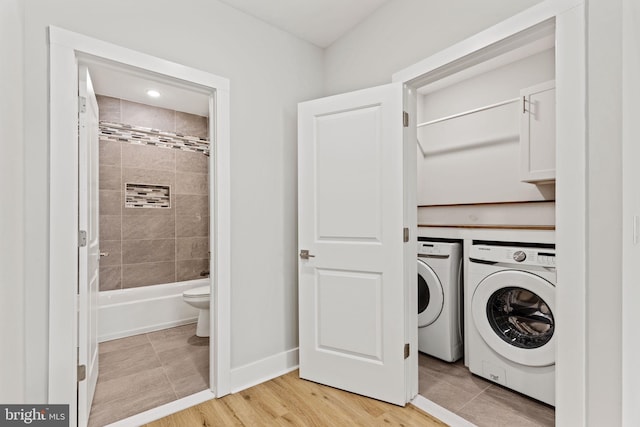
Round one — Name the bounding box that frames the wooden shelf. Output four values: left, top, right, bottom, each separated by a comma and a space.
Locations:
418, 224, 555, 230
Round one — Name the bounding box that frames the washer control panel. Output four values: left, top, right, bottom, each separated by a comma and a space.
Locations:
513, 250, 527, 262
470, 244, 556, 267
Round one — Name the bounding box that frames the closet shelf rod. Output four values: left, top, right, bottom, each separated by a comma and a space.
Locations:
417, 97, 521, 128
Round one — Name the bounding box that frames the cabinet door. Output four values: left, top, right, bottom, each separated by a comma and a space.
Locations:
520, 80, 556, 183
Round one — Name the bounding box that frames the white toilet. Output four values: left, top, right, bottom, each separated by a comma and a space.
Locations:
182, 285, 210, 337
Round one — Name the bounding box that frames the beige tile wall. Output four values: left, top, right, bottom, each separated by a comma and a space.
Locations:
97, 95, 209, 291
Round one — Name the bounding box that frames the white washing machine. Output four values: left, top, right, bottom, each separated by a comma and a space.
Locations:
467, 243, 556, 406
417, 239, 463, 362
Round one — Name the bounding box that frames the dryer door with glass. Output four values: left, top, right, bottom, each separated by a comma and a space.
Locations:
417, 259, 444, 327
471, 269, 555, 367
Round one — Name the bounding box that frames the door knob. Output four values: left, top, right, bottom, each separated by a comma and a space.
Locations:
299, 250, 315, 260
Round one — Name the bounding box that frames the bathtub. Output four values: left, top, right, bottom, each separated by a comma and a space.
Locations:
98, 279, 209, 342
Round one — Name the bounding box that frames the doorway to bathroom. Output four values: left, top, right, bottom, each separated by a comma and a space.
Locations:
81, 60, 214, 425
48, 27, 231, 427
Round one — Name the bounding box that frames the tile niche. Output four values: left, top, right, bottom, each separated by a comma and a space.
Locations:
97, 95, 210, 291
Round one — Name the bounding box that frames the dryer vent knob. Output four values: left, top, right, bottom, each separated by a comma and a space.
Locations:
513, 250, 527, 262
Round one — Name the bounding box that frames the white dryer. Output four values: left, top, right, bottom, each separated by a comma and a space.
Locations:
417, 239, 463, 362
467, 243, 556, 406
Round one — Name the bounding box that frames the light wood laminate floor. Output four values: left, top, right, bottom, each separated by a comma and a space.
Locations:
89, 323, 208, 427
419, 352, 555, 426
145, 370, 447, 427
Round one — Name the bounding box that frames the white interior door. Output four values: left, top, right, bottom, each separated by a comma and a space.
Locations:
78, 64, 100, 427
298, 82, 415, 406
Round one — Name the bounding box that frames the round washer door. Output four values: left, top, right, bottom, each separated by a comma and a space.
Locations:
472, 270, 555, 367
417, 259, 444, 327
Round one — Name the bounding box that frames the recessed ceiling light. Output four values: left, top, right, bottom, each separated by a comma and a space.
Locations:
146, 89, 160, 98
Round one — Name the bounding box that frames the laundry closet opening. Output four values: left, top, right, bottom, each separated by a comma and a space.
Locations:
411, 18, 558, 427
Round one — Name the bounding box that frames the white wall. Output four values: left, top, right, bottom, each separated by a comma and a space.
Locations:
0, 0, 25, 403
417, 49, 555, 206
586, 0, 623, 424
21, 0, 323, 400
323, 0, 544, 95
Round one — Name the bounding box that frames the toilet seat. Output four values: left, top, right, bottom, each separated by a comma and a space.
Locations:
183, 285, 210, 298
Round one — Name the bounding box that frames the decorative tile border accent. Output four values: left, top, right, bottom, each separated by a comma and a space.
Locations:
100, 121, 210, 156
125, 183, 171, 209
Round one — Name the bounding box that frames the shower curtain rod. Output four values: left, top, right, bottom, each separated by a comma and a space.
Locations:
416, 96, 521, 128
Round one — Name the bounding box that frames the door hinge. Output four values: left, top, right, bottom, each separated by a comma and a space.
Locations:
403, 227, 410, 243
402, 111, 409, 127
78, 230, 87, 247
79, 96, 86, 114
404, 343, 410, 359
77, 364, 86, 382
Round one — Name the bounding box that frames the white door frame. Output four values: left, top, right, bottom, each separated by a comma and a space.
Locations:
393, 0, 586, 425
622, 0, 640, 423
48, 26, 231, 426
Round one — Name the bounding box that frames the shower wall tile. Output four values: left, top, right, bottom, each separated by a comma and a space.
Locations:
100, 215, 122, 241
175, 111, 208, 139
100, 266, 122, 291
100, 122, 209, 156
100, 190, 122, 215
175, 195, 209, 217
96, 95, 121, 123
99, 139, 121, 166
176, 150, 208, 174
123, 239, 175, 264
122, 167, 175, 189
176, 237, 209, 261
176, 215, 209, 238
99, 165, 122, 191
177, 259, 209, 282
123, 261, 176, 288
122, 215, 175, 240
125, 194, 175, 217
122, 144, 176, 171
98, 96, 210, 289
121, 100, 175, 131
99, 240, 122, 267
175, 172, 208, 195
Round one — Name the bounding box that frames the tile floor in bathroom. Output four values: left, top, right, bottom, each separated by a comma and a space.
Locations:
88, 323, 209, 427
419, 352, 555, 427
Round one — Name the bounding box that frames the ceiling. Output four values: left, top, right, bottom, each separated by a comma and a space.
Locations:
86, 58, 211, 117
218, 0, 390, 48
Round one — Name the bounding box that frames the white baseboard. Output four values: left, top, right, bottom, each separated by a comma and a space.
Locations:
411, 394, 477, 427
230, 348, 299, 393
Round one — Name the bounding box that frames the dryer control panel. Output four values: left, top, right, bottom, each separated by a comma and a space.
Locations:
417, 241, 458, 257
470, 244, 556, 268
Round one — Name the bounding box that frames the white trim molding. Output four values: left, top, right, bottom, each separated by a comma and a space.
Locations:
230, 348, 299, 393
410, 395, 476, 427
105, 389, 216, 427
48, 26, 232, 426
622, 1, 640, 424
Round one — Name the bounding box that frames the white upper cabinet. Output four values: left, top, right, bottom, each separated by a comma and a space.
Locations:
520, 80, 556, 183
